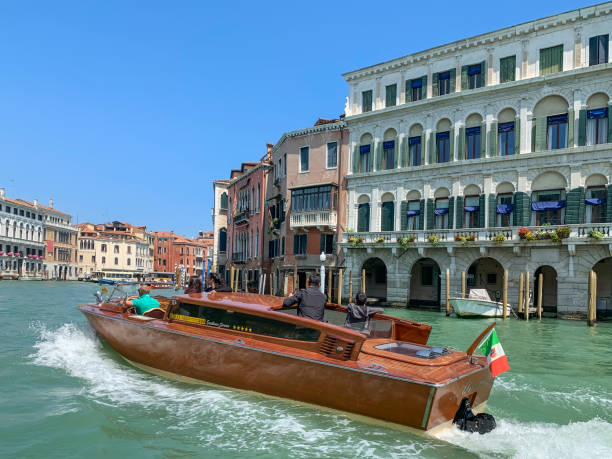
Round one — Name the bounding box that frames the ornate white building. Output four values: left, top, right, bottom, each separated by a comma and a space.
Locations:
211, 179, 229, 279
340, 3, 612, 318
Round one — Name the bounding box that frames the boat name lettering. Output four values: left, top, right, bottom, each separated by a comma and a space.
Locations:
206, 320, 230, 329
170, 313, 206, 325
462, 378, 488, 395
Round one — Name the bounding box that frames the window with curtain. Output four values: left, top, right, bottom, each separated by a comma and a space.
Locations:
411, 78, 422, 101
498, 122, 515, 156
359, 145, 371, 172
434, 198, 449, 229
464, 196, 480, 228
357, 203, 370, 232
532, 190, 565, 225
326, 142, 338, 168
500, 55, 516, 83
467, 64, 482, 89
587, 108, 608, 145
407, 201, 420, 230
547, 114, 568, 150
291, 186, 334, 212
385, 84, 397, 107
382, 140, 395, 170
589, 34, 609, 66
362, 90, 372, 112
381, 201, 394, 231
496, 194, 513, 227
299, 146, 309, 172
466, 127, 481, 159
539, 45, 563, 75
293, 234, 307, 255
409, 136, 421, 166
438, 72, 451, 95
436, 132, 450, 163
586, 187, 607, 223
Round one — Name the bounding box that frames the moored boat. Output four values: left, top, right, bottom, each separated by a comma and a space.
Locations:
451, 289, 511, 318
78, 289, 498, 435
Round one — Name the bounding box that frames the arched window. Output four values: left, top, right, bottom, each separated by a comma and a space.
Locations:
436, 119, 452, 163
533, 95, 569, 151
496, 182, 515, 227
497, 108, 517, 156
531, 171, 567, 226
405, 190, 422, 230
357, 133, 373, 173
380, 193, 395, 231
585, 93, 610, 146
220, 192, 228, 211
585, 174, 608, 223
463, 184, 482, 228
381, 129, 397, 170
357, 195, 370, 232
408, 124, 423, 167
434, 187, 450, 229
464, 114, 483, 160
219, 228, 227, 252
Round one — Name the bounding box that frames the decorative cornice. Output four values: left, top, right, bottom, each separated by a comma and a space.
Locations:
342, 3, 612, 82
269, 121, 346, 156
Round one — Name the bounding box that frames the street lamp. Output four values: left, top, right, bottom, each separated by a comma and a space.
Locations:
319, 252, 326, 294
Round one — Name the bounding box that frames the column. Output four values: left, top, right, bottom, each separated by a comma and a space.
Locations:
455, 56, 462, 92
521, 40, 529, 79
487, 47, 495, 86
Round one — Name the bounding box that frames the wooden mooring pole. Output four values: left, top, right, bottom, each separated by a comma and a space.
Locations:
348, 270, 353, 302
537, 273, 543, 320
361, 269, 366, 294
294, 265, 298, 291
327, 267, 333, 302
502, 269, 508, 320
524, 271, 530, 321
518, 273, 524, 314
445, 268, 451, 316
588, 269, 597, 327
338, 269, 343, 306
230, 266, 235, 292
461, 271, 466, 299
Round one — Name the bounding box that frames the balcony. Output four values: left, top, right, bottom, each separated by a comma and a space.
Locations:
290, 211, 337, 230
233, 209, 249, 226
232, 252, 246, 264
340, 223, 612, 254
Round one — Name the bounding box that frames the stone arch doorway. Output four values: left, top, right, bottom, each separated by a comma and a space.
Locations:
362, 257, 387, 302
409, 258, 441, 308
467, 257, 504, 302
593, 257, 612, 320
533, 265, 558, 315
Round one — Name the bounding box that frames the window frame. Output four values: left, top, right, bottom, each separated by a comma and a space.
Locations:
438, 72, 451, 96
434, 197, 449, 229
498, 122, 515, 156
326, 141, 338, 169
496, 193, 513, 227
546, 114, 568, 150
362, 90, 373, 113
409, 136, 421, 166
465, 127, 481, 160
385, 83, 397, 107
299, 146, 310, 173
436, 132, 450, 163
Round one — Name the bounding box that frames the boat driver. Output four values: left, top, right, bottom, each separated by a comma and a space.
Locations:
126, 285, 160, 315
283, 274, 327, 321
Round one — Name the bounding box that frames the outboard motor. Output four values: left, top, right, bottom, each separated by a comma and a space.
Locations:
453, 398, 496, 434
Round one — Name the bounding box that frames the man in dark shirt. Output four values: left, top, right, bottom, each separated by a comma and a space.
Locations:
282, 274, 327, 321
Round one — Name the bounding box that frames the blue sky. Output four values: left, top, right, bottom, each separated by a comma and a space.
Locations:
0, 0, 596, 236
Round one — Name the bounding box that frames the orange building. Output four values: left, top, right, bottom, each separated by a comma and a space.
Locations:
153, 231, 210, 278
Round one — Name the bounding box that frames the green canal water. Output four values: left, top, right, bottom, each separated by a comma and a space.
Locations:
1, 281, 611, 458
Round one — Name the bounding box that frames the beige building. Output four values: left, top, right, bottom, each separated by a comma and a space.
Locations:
41, 200, 79, 280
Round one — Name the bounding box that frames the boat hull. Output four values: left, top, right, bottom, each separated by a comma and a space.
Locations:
79, 306, 494, 433
450, 298, 505, 318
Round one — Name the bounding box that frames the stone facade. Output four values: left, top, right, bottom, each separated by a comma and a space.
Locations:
211, 179, 229, 277
340, 4, 612, 317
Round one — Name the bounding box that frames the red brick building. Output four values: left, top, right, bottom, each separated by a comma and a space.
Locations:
153, 231, 209, 277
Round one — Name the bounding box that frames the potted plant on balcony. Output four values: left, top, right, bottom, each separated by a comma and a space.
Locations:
398, 236, 415, 250
589, 229, 605, 240
348, 236, 364, 247
556, 226, 571, 239
518, 228, 533, 240
493, 233, 506, 245
375, 237, 385, 244
428, 235, 440, 246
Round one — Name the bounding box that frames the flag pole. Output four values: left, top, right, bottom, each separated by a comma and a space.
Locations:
466, 322, 497, 356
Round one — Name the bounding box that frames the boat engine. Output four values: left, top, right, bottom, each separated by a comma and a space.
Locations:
453, 398, 496, 434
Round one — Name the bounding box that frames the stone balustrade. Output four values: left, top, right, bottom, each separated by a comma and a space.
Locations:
290, 211, 337, 230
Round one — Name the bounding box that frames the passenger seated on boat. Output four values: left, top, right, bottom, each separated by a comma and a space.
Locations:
345, 292, 384, 332
282, 274, 327, 322
126, 285, 160, 315
204, 273, 232, 292
185, 276, 202, 294
247, 281, 258, 293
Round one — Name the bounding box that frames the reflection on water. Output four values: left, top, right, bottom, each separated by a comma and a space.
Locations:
0, 281, 611, 458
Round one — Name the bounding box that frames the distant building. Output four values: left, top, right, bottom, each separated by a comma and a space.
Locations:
0, 188, 46, 279
40, 199, 79, 280
153, 231, 209, 278
211, 179, 229, 277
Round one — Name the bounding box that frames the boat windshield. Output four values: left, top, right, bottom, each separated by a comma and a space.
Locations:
374, 342, 451, 359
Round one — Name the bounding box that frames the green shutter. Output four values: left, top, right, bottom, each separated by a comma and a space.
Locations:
455, 196, 463, 229
400, 136, 408, 168
450, 68, 456, 93
489, 122, 498, 157
400, 201, 407, 230
449, 127, 455, 161
429, 132, 435, 165
358, 204, 370, 232
535, 118, 547, 151
420, 134, 425, 165
406, 80, 412, 102
422, 75, 427, 99
540, 45, 563, 75
368, 143, 374, 171
352, 145, 360, 173
386, 84, 397, 107
458, 127, 465, 160
590, 36, 598, 65
568, 109, 574, 148
381, 202, 394, 231
488, 194, 497, 227
478, 195, 486, 228
480, 122, 487, 158
480, 61, 486, 87
461, 65, 468, 90
432, 73, 439, 97
578, 109, 587, 146
515, 116, 521, 155
419, 200, 425, 229
500, 56, 516, 83
448, 197, 454, 229
608, 104, 612, 143
375, 141, 383, 170
393, 137, 399, 168
513, 192, 531, 226
565, 188, 584, 224
531, 120, 536, 152
607, 186, 612, 223
426, 199, 434, 230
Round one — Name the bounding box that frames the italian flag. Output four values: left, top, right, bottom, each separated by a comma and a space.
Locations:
478, 329, 510, 378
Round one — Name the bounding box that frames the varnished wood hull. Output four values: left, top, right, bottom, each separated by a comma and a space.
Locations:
79, 305, 494, 433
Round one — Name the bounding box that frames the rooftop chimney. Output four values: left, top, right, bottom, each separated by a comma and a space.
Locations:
33, 199, 38, 207
49, 198, 54, 208
266, 143, 274, 154
0, 188, 4, 199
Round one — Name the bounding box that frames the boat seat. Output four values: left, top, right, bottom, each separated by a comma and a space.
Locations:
143, 308, 165, 319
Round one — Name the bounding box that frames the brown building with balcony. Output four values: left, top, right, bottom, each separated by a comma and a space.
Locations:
265, 118, 349, 295
153, 231, 209, 278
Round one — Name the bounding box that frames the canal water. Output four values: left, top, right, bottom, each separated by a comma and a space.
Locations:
1, 281, 611, 458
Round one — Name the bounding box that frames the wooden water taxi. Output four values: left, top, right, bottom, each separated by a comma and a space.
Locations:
78, 290, 497, 435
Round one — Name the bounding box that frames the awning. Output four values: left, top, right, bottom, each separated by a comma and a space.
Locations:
531, 200, 566, 211
585, 197, 606, 205
496, 204, 513, 214
406, 210, 420, 217
464, 206, 479, 212
434, 208, 449, 215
